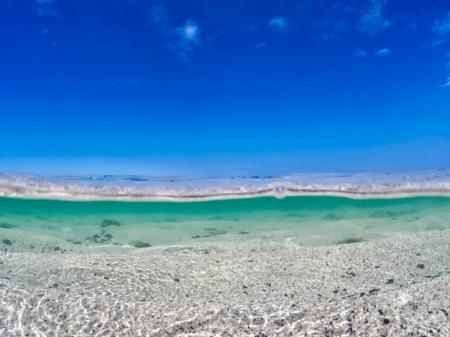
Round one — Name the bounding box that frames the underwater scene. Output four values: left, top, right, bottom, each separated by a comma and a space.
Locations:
0, 173, 449, 336
1, 195, 450, 250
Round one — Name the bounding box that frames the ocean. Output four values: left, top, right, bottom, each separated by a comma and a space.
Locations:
1, 172, 449, 336
1, 171, 450, 250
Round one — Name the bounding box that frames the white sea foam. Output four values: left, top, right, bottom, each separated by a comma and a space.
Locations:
1, 170, 450, 201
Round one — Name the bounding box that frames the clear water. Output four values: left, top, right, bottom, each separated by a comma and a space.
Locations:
1, 196, 450, 249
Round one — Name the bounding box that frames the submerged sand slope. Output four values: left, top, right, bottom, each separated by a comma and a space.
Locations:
0, 230, 449, 336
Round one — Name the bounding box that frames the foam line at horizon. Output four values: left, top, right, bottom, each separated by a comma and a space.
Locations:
1, 170, 450, 201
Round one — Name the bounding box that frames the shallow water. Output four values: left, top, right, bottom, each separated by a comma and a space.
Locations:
1, 195, 450, 336
1, 196, 450, 249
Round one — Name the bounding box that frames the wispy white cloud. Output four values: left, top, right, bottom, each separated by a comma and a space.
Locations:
424, 12, 450, 49
376, 48, 392, 56
442, 77, 450, 88
36, 7, 61, 19
151, 5, 170, 29
150, 6, 202, 62
176, 21, 201, 46
174, 20, 201, 61
433, 12, 450, 36
252, 42, 267, 49
357, 0, 390, 36
40, 24, 49, 35
113, 78, 141, 88
425, 39, 444, 48
354, 48, 369, 57
35, 0, 60, 35
268, 16, 289, 33
312, 19, 349, 41
36, 0, 54, 4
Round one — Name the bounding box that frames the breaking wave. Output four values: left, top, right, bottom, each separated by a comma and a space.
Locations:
1, 170, 450, 201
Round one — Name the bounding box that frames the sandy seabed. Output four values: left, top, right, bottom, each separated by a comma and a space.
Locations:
0, 230, 449, 337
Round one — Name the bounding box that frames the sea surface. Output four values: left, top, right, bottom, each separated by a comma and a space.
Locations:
1, 171, 450, 249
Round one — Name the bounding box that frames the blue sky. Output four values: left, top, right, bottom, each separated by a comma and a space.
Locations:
1, 0, 450, 175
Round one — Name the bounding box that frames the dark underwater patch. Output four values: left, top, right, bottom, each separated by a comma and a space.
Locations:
129, 240, 151, 248
0, 223, 18, 229
100, 219, 123, 228
336, 237, 365, 245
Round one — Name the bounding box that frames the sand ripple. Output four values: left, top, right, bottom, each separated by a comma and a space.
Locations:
0, 231, 449, 336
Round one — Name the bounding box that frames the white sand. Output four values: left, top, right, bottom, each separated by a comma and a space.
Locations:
0, 230, 449, 336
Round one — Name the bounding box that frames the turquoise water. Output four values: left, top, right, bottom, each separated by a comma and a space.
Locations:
1, 196, 450, 248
